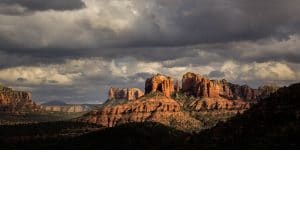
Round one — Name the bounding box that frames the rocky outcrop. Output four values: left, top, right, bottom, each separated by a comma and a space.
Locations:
81, 94, 201, 131
41, 105, 91, 113
145, 74, 175, 98
81, 72, 277, 132
0, 85, 38, 113
180, 72, 278, 112
109, 88, 144, 101
182, 72, 260, 101
228, 83, 260, 101
189, 98, 251, 111
182, 72, 221, 98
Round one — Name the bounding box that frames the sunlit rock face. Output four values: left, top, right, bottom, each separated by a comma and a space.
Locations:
41, 105, 91, 113
108, 88, 144, 101
181, 72, 280, 112
0, 85, 38, 113
182, 72, 261, 101
81, 75, 201, 131
80, 95, 202, 131
80, 72, 278, 132
145, 74, 175, 98
182, 72, 222, 98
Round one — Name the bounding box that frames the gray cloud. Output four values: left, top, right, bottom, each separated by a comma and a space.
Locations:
0, 0, 300, 103
0, 0, 300, 50
209, 71, 225, 79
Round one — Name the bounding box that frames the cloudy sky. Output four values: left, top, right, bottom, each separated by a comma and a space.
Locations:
0, 0, 299, 103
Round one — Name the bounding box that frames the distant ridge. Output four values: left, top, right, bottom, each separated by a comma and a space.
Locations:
42, 100, 67, 106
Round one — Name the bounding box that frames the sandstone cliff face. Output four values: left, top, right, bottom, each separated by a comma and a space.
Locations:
81, 95, 201, 131
41, 105, 90, 113
182, 72, 221, 98
0, 85, 38, 113
228, 83, 260, 101
182, 72, 260, 101
145, 74, 175, 98
81, 72, 277, 132
189, 98, 251, 111
109, 88, 144, 101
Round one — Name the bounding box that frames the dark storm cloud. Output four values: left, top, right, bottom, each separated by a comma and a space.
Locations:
0, 0, 300, 103
0, 0, 299, 65
0, 51, 69, 68
0, 0, 300, 51
209, 71, 225, 79
0, 0, 86, 13
120, 0, 300, 47
0, 0, 298, 73
16, 77, 27, 83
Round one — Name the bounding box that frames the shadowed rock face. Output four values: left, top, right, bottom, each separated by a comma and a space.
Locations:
258, 85, 280, 99
174, 80, 180, 92
0, 85, 38, 113
145, 74, 175, 98
109, 88, 144, 101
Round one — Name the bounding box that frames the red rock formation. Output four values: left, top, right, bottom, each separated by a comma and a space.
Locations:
81, 95, 201, 131
145, 74, 175, 98
0, 85, 38, 113
182, 72, 219, 98
109, 88, 144, 101
182, 72, 260, 101
189, 98, 250, 111
227, 84, 259, 101
81, 72, 277, 132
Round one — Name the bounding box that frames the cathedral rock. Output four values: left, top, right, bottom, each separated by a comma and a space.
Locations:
145, 74, 175, 98
81, 72, 278, 131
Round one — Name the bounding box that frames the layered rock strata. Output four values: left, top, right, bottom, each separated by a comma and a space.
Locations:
145, 74, 175, 98
82, 72, 277, 131
81, 95, 201, 131
109, 88, 144, 101
189, 98, 251, 111
0, 85, 38, 113
41, 105, 91, 113
182, 72, 260, 100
